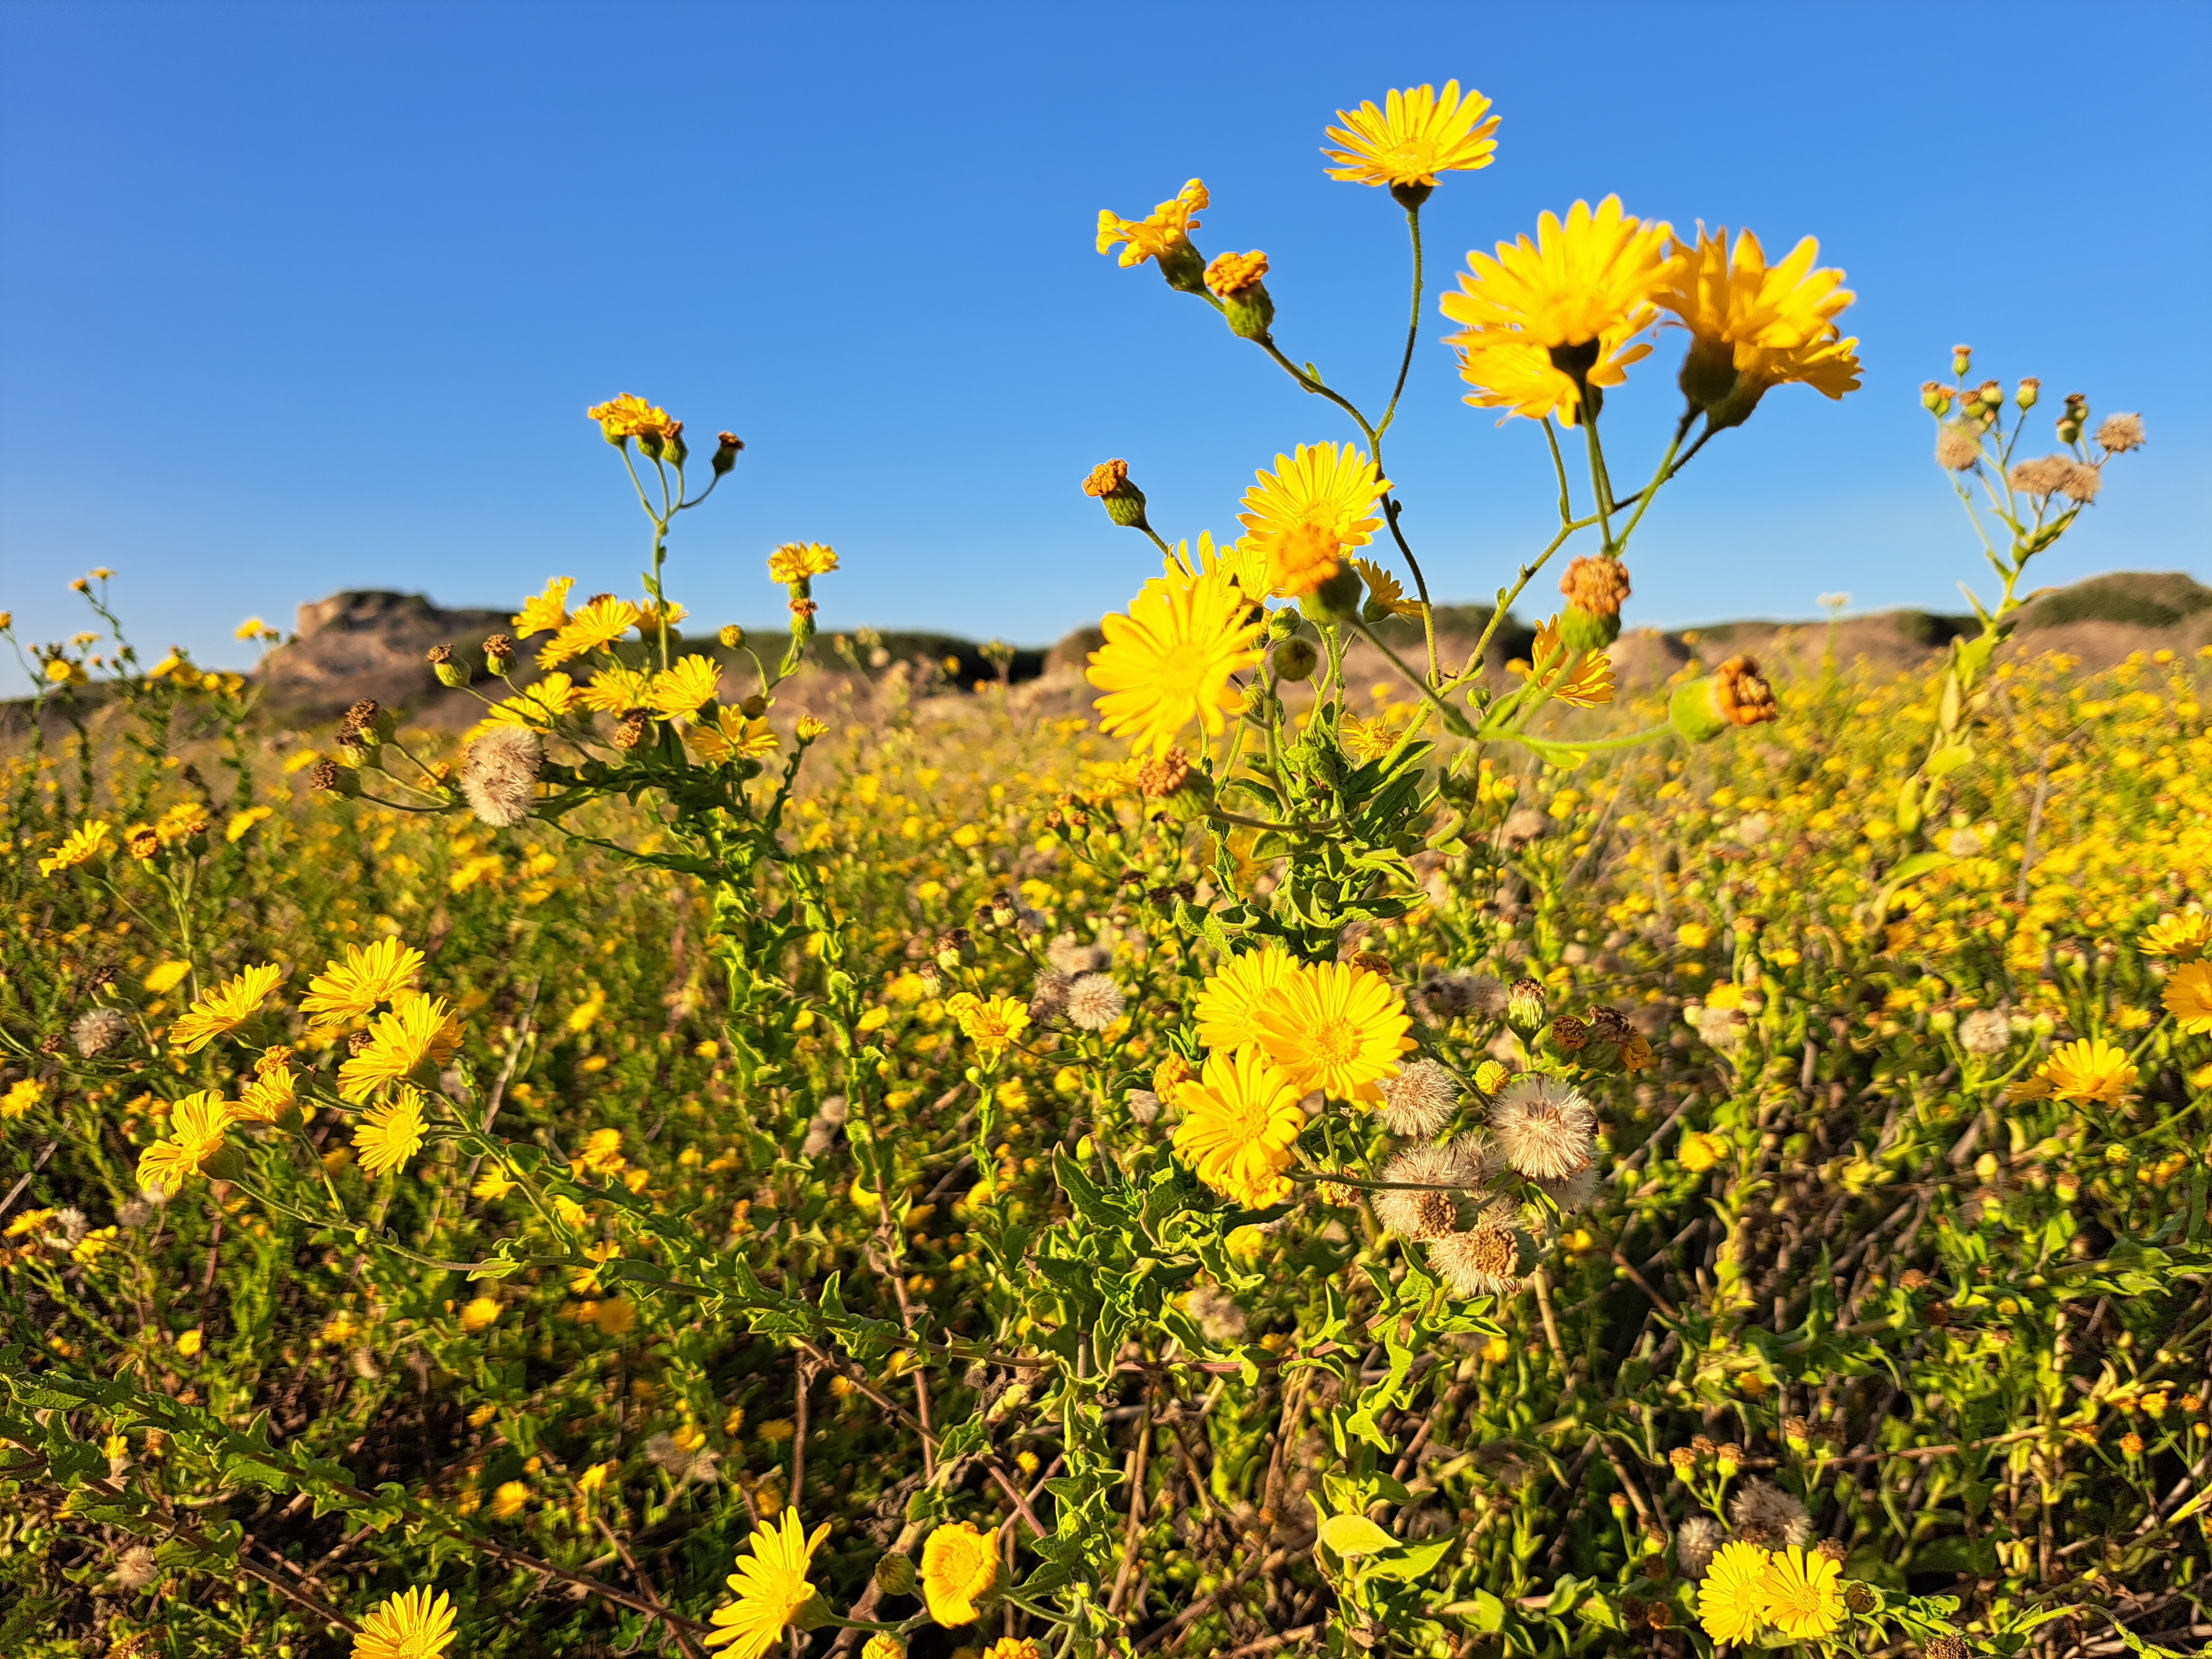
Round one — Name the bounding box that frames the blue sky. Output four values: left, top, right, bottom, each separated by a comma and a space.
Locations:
3, 0, 2207, 686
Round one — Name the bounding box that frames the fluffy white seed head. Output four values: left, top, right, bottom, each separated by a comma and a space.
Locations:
459, 725, 543, 828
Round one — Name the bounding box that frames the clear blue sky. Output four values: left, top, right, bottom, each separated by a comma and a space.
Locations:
3, 0, 2207, 686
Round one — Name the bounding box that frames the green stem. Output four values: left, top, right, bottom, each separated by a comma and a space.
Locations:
1258, 342, 1380, 452
1612, 411, 1695, 549
1349, 620, 1474, 741
1376, 204, 1424, 441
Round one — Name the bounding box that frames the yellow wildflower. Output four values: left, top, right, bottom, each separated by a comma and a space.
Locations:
166, 962, 284, 1054
1086, 568, 1263, 758
649, 655, 724, 723
337, 992, 461, 1103
302, 938, 426, 1028
38, 819, 112, 876
704, 1509, 830, 1657
513, 576, 575, 639
1323, 81, 1499, 190
355, 1086, 430, 1178
919, 1520, 999, 1626
1096, 179, 1206, 269
1171, 1047, 1307, 1208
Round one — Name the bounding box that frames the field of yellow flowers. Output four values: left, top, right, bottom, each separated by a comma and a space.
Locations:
4, 74, 2210, 1659
4, 626, 2208, 1659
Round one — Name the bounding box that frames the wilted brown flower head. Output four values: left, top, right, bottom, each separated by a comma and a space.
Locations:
2057, 461, 2102, 503
1729, 1477, 1813, 1548
2094, 411, 2144, 453
1137, 749, 1192, 798
1714, 656, 1778, 727
1427, 1206, 1526, 1296
2007, 455, 2073, 498
1379, 1057, 1460, 1139
1559, 554, 1632, 618
1487, 1075, 1597, 1179
1935, 422, 1981, 471
459, 725, 543, 829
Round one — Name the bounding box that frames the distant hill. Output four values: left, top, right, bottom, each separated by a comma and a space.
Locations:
8, 572, 2205, 733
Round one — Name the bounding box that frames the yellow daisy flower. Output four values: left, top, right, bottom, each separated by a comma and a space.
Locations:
1348, 557, 1421, 618
1759, 1545, 1844, 1642
37, 819, 112, 876
512, 576, 575, 640
2043, 1037, 2138, 1105
2142, 912, 2210, 961
338, 991, 461, 1104
352, 1584, 457, 1659
301, 938, 425, 1029
135, 1091, 236, 1197
944, 993, 1031, 1058
587, 393, 678, 445
703, 1509, 829, 1657
1528, 619, 1615, 708
1655, 226, 1860, 420
538, 596, 641, 668
636, 597, 689, 637
166, 962, 284, 1054
355, 1086, 430, 1179
861, 1638, 906, 1659
476, 672, 577, 736
766, 543, 839, 583
1086, 568, 1264, 758
1171, 1046, 1307, 1209
236, 1047, 298, 1123
918, 1520, 999, 1626
1096, 179, 1207, 269
1173, 529, 1272, 598
1696, 1539, 1771, 1646
2163, 960, 2212, 1034
1194, 946, 1299, 1055
1440, 196, 1671, 423
578, 664, 655, 716
686, 706, 782, 766
1252, 960, 1415, 1103
1236, 442, 1389, 597
1323, 81, 1499, 191
648, 655, 724, 724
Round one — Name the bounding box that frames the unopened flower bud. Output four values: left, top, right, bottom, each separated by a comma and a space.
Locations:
1205, 250, 1274, 342
1082, 460, 1149, 530
1272, 638, 1318, 683
719, 624, 745, 649
1920, 380, 1953, 415
1846, 1584, 1880, 1616
873, 1552, 917, 1596
482, 634, 516, 675
427, 643, 469, 690
1505, 976, 1547, 1036
1952, 344, 1972, 378
934, 929, 973, 972
2015, 377, 2041, 410
711, 431, 744, 476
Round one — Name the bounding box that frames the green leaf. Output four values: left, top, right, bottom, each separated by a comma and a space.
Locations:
1359, 1536, 1454, 1583
1318, 1514, 1397, 1557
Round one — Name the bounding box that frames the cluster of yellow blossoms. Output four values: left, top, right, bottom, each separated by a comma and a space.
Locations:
1696, 1541, 1845, 1646
130, 939, 456, 1196
1170, 948, 1415, 1206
